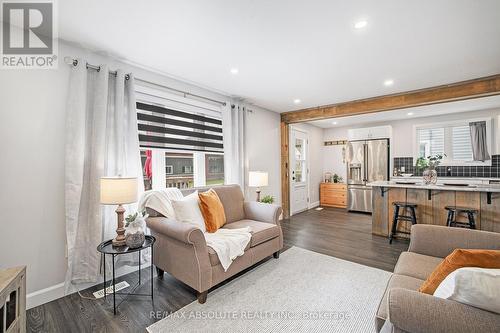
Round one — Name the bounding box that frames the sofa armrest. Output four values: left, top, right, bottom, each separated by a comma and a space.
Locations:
244, 201, 282, 225
146, 217, 206, 246
408, 224, 500, 258
387, 288, 500, 333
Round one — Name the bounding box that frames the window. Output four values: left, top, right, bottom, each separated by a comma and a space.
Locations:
451, 126, 473, 161
136, 85, 225, 189
416, 127, 444, 158
206, 154, 224, 186
166, 153, 193, 188
414, 118, 492, 165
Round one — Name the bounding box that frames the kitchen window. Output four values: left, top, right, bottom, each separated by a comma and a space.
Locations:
414, 118, 492, 166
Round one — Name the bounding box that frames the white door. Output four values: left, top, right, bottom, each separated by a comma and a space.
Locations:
290, 129, 309, 215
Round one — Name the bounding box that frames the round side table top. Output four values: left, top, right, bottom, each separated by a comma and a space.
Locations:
97, 235, 155, 255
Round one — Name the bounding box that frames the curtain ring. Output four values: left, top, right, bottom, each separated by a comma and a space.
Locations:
97, 66, 101, 72
72, 59, 78, 66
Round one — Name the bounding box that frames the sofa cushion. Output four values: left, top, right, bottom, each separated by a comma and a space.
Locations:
394, 252, 443, 281
375, 274, 424, 333
419, 249, 500, 295
198, 189, 226, 232
223, 220, 280, 247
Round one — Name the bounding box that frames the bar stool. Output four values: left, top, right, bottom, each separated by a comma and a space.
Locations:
389, 202, 418, 244
445, 206, 477, 229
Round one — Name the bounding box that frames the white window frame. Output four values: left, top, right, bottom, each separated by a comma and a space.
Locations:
166, 165, 173, 175
413, 118, 493, 166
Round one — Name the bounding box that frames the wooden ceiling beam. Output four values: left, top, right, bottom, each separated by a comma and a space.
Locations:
281, 74, 500, 124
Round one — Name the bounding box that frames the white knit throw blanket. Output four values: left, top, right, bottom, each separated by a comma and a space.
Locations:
138, 188, 184, 218
204, 227, 252, 271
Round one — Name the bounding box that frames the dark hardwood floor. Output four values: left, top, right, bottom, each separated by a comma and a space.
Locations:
27, 207, 408, 333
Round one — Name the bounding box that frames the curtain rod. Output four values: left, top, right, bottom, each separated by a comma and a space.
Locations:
64, 57, 227, 106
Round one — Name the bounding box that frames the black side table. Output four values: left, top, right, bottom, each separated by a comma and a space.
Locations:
97, 235, 156, 314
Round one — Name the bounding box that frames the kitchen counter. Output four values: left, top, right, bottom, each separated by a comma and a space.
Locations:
369, 180, 500, 238
369, 180, 500, 193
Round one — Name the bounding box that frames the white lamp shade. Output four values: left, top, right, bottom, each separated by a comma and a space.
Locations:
100, 177, 138, 205
248, 171, 268, 187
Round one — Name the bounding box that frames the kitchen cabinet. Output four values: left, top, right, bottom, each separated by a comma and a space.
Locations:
347, 125, 392, 141
320, 183, 347, 208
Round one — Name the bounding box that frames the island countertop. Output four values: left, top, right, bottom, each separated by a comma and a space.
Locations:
368, 180, 500, 193
369, 180, 500, 237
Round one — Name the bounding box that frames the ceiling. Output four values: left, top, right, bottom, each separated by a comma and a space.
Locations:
306, 95, 500, 128
59, 0, 500, 112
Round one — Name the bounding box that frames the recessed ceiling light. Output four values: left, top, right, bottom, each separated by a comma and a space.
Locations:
407, 112, 414, 116
384, 79, 394, 86
354, 20, 368, 29
230, 68, 239, 74
332, 121, 338, 125
293, 99, 301, 104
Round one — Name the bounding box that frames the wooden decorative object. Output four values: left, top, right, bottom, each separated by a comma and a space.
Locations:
112, 204, 126, 247
0, 266, 26, 333
281, 74, 500, 123
320, 183, 347, 208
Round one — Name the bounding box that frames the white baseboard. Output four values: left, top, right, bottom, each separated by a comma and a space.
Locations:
308, 201, 320, 209
26, 263, 150, 309
27, 282, 65, 309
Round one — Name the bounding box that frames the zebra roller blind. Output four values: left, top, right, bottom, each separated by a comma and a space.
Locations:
136, 102, 223, 153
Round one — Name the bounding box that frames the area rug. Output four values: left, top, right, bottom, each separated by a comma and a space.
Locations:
147, 246, 391, 333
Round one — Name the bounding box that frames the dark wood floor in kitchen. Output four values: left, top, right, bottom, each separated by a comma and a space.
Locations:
27, 207, 408, 333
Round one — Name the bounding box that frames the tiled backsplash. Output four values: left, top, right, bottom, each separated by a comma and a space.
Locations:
393, 155, 500, 178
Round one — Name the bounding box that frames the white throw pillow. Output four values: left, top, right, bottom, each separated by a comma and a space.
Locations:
171, 191, 206, 232
433, 267, 500, 314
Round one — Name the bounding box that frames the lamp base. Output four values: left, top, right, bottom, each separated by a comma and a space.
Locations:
112, 204, 127, 247
256, 189, 261, 202
112, 237, 126, 247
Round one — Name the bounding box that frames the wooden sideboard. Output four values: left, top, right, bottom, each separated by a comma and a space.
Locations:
0, 267, 26, 333
320, 183, 347, 208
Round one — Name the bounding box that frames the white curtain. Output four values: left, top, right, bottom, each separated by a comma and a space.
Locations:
222, 102, 248, 189
64, 59, 144, 291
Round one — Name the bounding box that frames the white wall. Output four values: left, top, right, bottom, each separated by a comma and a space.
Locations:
290, 123, 324, 207
0, 41, 281, 307
322, 127, 349, 181
245, 106, 281, 205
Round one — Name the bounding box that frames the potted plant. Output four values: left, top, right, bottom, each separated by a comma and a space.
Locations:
260, 195, 275, 204
416, 154, 445, 184
332, 174, 343, 183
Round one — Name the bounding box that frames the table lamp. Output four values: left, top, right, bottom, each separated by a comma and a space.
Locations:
100, 176, 138, 247
248, 171, 268, 202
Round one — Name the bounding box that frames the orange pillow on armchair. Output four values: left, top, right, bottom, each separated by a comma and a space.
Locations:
198, 189, 226, 233
419, 249, 500, 294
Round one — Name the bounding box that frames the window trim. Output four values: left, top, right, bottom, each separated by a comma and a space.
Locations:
413, 117, 493, 166
166, 165, 173, 175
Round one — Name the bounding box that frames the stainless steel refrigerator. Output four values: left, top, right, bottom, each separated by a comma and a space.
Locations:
346, 139, 390, 213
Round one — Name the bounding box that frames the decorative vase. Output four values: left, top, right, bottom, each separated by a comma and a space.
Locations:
125, 231, 145, 249
125, 214, 147, 248
422, 167, 438, 185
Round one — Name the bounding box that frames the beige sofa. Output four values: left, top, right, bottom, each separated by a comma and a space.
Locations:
146, 184, 283, 303
376, 224, 500, 333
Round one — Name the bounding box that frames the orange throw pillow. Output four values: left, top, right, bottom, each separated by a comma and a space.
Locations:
198, 189, 226, 233
419, 249, 500, 294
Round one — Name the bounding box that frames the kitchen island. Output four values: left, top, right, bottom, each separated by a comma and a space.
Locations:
369, 180, 500, 237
